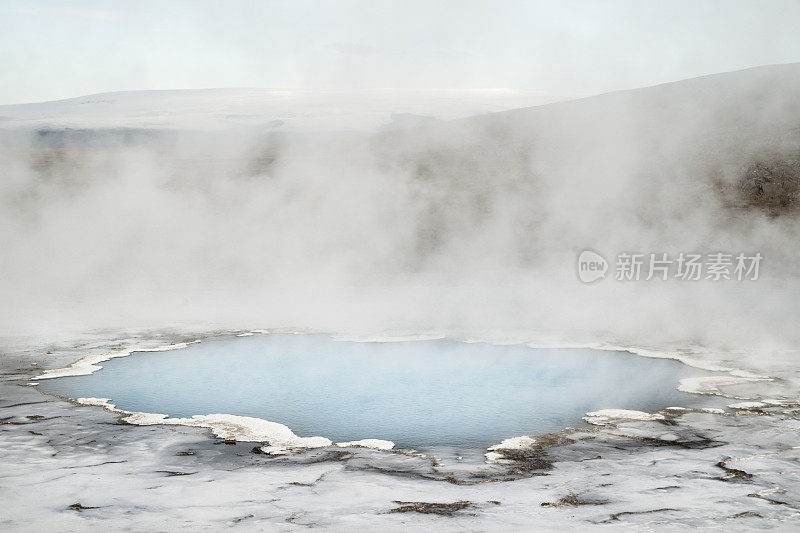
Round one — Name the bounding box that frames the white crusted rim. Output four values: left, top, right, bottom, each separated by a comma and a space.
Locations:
36, 342, 200, 380
74, 397, 395, 454
582, 409, 666, 426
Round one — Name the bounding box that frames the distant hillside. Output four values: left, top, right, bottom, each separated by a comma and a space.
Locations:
373, 63, 800, 217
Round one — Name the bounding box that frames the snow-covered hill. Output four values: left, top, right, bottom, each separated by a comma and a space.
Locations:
0, 88, 564, 133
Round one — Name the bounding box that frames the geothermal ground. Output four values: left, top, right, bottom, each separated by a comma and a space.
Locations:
1, 329, 798, 531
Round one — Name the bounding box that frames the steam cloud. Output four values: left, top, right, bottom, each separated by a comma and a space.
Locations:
2, 64, 799, 351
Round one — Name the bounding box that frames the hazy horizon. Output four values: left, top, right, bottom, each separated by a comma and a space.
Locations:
2, 61, 798, 108
3, 0, 800, 105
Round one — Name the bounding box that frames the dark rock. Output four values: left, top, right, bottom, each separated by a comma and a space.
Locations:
387, 501, 475, 516
156, 470, 197, 476
68, 503, 99, 511
601, 508, 679, 523
737, 158, 800, 211
541, 493, 608, 507
715, 458, 754, 481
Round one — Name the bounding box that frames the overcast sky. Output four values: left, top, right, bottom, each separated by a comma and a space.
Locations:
2, 0, 799, 104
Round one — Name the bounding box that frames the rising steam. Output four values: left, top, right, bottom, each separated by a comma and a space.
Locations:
2, 64, 799, 351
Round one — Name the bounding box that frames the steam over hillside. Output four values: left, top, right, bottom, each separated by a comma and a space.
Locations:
2, 64, 799, 348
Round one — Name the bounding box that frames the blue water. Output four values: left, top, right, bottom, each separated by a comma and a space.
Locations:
39, 334, 713, 447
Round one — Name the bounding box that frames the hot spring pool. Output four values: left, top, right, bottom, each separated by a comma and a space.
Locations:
38, 334, 713, 448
